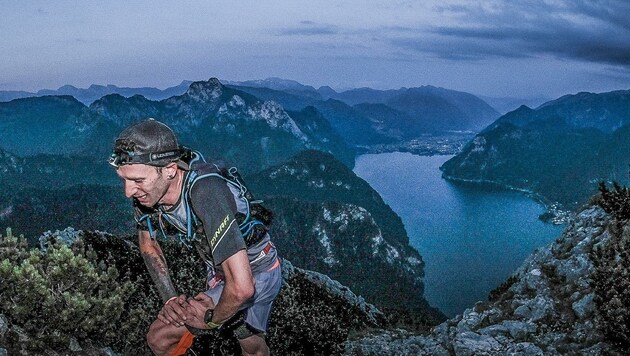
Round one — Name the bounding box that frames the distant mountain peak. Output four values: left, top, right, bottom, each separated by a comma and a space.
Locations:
57, 84, 79, 91
226, 77, 318, 93
185, 78, 223, 102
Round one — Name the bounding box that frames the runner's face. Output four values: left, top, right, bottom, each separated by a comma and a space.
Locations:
116, 164, 170, 207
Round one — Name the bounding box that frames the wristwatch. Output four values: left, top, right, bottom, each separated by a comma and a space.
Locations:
204, 309, 223, 330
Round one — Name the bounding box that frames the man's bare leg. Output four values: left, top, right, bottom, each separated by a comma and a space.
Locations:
147, 319, 191, 356
238, 334, 270, 356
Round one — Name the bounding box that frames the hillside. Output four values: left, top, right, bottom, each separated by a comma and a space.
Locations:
441, 90, 630, 211
246, 150, 438, 314
346, 202, 629, 354
0, 229, 385, 355
0, 96, 118, 157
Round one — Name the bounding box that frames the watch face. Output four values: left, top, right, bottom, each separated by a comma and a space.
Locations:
204, 308, 214, 324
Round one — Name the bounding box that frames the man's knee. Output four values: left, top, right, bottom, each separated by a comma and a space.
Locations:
147, 321, 167, 354
147, 320, 182, 355
239, 334, 269, 356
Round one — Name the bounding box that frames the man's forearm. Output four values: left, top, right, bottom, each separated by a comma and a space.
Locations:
212, 250, 255, 324
139, 231, 177, 303
211, 281, 249, 323
142, 250, 178, 303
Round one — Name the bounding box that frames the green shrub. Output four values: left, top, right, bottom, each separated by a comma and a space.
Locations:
592, 180, 630, 350
597, 181, 630, 221
0, 235, 137, 352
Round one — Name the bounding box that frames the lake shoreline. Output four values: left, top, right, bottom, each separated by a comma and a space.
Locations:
440, 173, 574, 225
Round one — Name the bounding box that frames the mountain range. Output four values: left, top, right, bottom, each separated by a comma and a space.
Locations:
228, 79, 501, 143
2, 77, 501, 151
2, 75, 628, 330
0, 78, 354, 173
0, 81, 192, 106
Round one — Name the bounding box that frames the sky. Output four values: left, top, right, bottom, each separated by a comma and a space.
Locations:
2, 0, 630, 99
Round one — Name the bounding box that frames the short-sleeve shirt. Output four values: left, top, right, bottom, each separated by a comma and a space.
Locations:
133, 161, 277, 276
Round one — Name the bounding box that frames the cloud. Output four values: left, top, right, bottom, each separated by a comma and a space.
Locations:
389, 0, 630, 67
277, 21, 339, 36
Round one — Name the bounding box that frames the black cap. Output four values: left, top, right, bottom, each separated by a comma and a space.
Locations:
110, 118, 184, 168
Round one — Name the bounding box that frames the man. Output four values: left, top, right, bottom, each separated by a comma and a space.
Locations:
109, 118, 281, 356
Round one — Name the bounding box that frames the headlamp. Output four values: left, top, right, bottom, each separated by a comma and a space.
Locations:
108, 148, 183, 168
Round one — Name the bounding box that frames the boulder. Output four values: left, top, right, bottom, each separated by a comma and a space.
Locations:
453, 332, 502, 355
502, 320, 537, 340
504, 342, 544, 355
477, 324, 509, 337
0, 314, 8, 339
572, 293, 595, 320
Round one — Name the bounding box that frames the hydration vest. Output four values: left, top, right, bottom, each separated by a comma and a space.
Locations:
136, 150, 273, 249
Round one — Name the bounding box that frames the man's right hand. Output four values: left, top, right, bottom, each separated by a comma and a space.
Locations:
157, 294, 189, 327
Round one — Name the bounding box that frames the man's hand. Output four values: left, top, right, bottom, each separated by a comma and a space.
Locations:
157, 294, 190, 327
183, 293, 216, 330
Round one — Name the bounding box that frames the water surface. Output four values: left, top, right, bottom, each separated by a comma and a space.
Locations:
354, 152, 563, 317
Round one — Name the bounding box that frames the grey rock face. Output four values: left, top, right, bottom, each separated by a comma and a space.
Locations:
502, 320, 537, 340
505, 342, 544, 355
0, 315, 7, 339
572, 293, 595, 320
453, 332, 502, 355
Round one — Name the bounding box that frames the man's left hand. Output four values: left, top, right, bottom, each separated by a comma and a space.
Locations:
183, 293, 216, 330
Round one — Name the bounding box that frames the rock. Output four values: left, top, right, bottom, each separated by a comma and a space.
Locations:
39, 227, 84, 250
504, 342, 544, 355
343, 330, 449, 356
478, 324, 509, 337
0, 314, 8, 338
456, 309, 484, 332
572, 293, 595, 320
523, 268, 546, 291
453, 332, 502, 355
415, 338, 450, 356
484, 308, 504, 324
513, 295, 555, 322
0, 348, 7, 356
99, 346, 121, 356
571, 319, 604, 346
69, 337, 82, 352
555, 255, 591, 284
502, 320, 537, 340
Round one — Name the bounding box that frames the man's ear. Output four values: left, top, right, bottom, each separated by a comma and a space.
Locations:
164, 163, 178, 179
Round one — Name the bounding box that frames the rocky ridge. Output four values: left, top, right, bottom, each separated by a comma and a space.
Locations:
345, 206, 621, 355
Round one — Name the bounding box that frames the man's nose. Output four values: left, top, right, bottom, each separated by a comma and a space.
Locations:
124, 181, 137, 198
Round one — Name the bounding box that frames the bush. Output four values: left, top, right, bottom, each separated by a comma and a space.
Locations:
597, 181, 630, 221
592, 180, 630, 350
0, 232, 138, 352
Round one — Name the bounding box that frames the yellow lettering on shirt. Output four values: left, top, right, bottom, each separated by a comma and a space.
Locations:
209, 214, 232, 248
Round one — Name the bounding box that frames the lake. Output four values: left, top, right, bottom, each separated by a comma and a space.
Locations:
354, 152, 564, 317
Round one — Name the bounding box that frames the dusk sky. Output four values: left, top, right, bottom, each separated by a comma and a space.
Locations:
2, 0, 630, 99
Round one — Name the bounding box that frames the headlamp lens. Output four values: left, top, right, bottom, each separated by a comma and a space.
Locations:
108, 150, 131, 167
